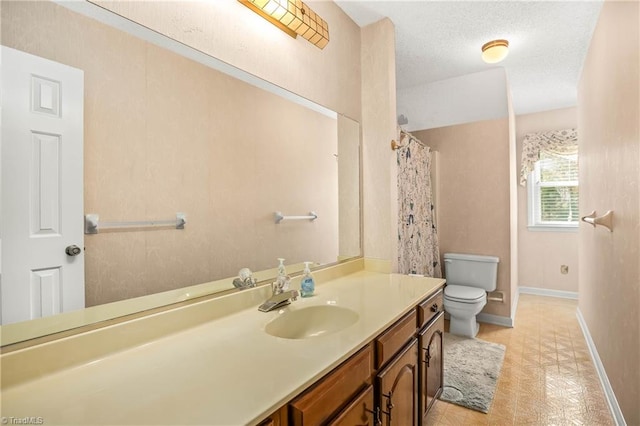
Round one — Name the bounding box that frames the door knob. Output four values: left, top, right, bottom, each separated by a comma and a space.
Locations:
65, 245, 82, 256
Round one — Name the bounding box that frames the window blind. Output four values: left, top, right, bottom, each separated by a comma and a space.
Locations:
536, 152, 579, 223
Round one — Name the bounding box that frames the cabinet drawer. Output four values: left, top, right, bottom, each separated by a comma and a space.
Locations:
375, 310, 417, 369
289, 344, 373, 426
417, 289, 443, 330
327, 385, 375, 426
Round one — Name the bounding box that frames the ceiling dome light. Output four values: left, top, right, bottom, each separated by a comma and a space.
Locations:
481, 39, 509, 64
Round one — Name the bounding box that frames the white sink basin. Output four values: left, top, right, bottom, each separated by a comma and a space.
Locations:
265, 305, 359, 339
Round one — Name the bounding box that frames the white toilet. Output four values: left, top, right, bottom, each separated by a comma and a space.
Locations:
443, 253, 499, 338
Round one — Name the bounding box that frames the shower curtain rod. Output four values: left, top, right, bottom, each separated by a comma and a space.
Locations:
391, 129, 427, 150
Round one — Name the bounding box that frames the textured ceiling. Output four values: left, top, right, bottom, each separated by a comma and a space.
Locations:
335, 0, 603, 119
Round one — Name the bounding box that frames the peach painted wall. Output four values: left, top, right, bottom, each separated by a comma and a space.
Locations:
86, 3, 413, 263
2, 1, 340, 306
516, 108, 579, 293
414, 118, 512, 317
93, 1, 402, 268
578, 1, 639, 423
361, 18, 398, 267
92, 0, 362, 122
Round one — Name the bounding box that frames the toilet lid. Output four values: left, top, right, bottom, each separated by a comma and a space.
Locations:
444, 285, 486, 303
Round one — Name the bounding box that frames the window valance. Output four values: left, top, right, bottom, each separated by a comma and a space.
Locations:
520, 128, 578, 186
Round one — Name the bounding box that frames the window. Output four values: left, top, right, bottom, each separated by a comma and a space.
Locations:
528, 151, 579, 230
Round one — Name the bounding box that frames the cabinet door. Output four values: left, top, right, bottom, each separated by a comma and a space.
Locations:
418, 311, 445, 423
327, 385, 377, 426
376, 339, 419, 426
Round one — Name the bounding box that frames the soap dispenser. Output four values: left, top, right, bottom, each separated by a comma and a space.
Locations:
274, 258, 290, 294
300, 261, 315, 297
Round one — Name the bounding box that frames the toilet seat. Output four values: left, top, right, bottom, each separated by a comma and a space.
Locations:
444, 285, 485, 303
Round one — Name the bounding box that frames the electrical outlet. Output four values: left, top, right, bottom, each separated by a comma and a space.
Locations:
561, 265, 569, 274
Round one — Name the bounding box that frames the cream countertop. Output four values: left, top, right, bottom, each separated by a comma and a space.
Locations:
1, 271, 445, 425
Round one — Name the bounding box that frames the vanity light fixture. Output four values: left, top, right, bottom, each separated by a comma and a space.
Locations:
481, 39, 509, 64
238, 0, 329, 49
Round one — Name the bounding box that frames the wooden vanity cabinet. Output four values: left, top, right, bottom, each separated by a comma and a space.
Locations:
418, 311, 445, 424
274, 286, 445, 426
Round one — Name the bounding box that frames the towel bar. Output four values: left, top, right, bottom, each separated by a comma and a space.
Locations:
274, 211, 318, 224
85, 213, 186, 234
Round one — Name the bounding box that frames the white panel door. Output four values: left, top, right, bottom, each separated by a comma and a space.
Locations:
1, 46, 84, 325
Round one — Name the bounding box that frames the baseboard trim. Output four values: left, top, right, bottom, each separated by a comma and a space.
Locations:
576, 308, 626, 426
477, 312, 514, 328
519, 286, 578, 300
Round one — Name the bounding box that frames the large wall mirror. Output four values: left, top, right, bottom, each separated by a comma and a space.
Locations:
0, 0, 362, 346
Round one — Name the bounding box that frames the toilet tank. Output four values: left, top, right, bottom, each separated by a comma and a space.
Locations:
443, 253, 499, 291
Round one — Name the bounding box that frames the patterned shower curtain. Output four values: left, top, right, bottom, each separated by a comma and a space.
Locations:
397, 132, 442, 278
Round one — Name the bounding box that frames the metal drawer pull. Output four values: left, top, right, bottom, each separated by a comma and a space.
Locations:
423, 346, 432, 367
381, 391, 394, 424
430, 303, 438, 312
364, 406, 382, 426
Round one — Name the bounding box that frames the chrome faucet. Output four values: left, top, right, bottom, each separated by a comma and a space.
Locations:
232, 267, 257, 290
258, 289, 299, 312
232, 276, 256, 290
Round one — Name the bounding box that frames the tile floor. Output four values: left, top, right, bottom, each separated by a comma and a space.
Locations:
426, 294, 615, 425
